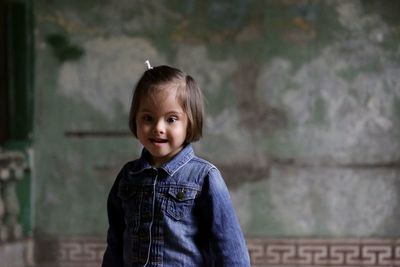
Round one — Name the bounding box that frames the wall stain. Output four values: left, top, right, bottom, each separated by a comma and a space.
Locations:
234, 62, 288, 132
45, 33, 84, 62
362, 0, 400, 26
217, 163, 270, 189
38, 12, 101, 35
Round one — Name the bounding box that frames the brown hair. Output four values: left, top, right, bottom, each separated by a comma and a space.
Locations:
129, 65, 204, 142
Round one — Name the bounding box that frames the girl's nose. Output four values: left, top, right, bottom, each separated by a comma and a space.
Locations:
153, 120, 165, 134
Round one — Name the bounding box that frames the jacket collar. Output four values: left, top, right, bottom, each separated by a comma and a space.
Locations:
138, 144, 194, 176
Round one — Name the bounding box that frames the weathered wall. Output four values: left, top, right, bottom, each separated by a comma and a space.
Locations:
34, 0, 400, 244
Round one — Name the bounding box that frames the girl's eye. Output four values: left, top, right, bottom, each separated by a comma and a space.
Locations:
167, 116, 178, 123
142, 115, 153, 122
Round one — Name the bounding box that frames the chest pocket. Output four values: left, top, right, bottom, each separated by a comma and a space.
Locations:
117, 183, 141, 224
166, 187, 199, 221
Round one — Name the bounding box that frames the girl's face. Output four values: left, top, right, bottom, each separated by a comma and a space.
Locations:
136, 84, 188, 167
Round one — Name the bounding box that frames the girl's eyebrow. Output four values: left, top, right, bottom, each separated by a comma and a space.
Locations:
165, 111, 186, 117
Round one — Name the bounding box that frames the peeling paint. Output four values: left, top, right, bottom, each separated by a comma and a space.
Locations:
58, 37, 164, 120
267, 167, 398, 236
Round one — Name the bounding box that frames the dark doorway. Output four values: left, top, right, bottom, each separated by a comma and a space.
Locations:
0, 0, 9, 144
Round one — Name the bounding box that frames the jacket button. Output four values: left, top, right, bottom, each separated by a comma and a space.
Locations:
177, 191, 185, 200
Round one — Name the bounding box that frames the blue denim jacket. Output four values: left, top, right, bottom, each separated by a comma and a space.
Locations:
102, 144, 250, 267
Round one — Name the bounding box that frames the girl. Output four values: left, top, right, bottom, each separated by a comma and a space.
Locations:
102, 63, 250, 267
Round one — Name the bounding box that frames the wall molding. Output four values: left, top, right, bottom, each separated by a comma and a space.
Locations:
35, 237, 400, 267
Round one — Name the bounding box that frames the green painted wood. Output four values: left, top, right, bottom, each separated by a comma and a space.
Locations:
0, 0, 8, 144
7, 0, 34, 142
3, 0, 34, 236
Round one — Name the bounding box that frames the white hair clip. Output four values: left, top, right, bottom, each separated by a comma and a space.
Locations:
145, 60, 153, 70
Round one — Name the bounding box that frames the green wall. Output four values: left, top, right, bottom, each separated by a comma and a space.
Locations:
34, 0, 400, 238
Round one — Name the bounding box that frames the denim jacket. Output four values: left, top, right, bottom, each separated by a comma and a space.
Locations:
102, 144, 250, 267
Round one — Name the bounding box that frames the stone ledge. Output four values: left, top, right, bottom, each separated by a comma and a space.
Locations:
0, 239, 34, 267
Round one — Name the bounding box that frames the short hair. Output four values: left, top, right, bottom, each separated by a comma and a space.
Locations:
129, 65, 204, 143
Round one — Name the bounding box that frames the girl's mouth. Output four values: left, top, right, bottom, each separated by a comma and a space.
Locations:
150, 138, 168, 144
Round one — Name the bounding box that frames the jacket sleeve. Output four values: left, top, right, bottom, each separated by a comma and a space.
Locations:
102, 171, 125, 267
199, 167, 251, 267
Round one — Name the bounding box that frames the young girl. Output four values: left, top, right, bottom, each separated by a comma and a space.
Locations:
102, 64, 250, 267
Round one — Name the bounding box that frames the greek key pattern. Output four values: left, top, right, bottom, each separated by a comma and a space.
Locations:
248, 238, 400, 267
57, 238, 106, 267
50, 238, 400, 267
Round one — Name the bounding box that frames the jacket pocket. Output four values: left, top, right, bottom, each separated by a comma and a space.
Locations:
117, 183, 141, 230
117, 183, 138, 200
166, 186, 199, 221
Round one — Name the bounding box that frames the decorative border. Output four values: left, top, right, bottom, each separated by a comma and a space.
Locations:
35, 237, 400, 267
248, 238, 400, 267
58, 240, 105, 267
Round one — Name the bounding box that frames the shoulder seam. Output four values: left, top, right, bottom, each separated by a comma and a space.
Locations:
191, 156, 217, 171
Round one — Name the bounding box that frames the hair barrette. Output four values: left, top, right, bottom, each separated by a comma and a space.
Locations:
145, 60, 153, 70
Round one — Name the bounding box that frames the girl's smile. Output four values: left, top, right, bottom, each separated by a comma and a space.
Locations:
149, 137, 168, 144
